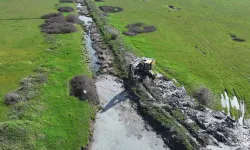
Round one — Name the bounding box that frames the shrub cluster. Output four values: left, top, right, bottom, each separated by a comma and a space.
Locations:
41, 13, 77, 34
123, 22, 156, 36
58, 6, 74, 12
70, 75, 99, 105
99, 5, 123, 13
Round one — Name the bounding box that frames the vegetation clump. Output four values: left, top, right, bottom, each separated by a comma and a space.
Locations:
70, 75, 99, 105
99, 5, 123, 13
41, 14, 77, 34
123, 22, 156, 36
58, 6, 74, 12
95, 0, 104, 2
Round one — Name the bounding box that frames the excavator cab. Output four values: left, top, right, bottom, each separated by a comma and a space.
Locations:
129, 57, 156, 81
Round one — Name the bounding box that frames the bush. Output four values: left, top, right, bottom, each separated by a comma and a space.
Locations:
70, 75, 99, 105
59, 0, 75, 3
66, 14, 79, 23
58, 6, 74, 12
194, 87, 213, 106
41, 15, 77, 34
40, 12, 63, 19
4, 92, 23, 105
41, 22, 77, 34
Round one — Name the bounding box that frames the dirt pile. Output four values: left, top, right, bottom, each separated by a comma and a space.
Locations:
123, 23, 156, 36
99, 5, 123, 13
70, 75, 99, 105
40, 13, 77, 34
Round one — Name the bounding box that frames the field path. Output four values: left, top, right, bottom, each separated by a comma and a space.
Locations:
91, 75, 167, 150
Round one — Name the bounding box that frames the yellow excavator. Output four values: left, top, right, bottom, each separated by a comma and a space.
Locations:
129, 57, 156, 81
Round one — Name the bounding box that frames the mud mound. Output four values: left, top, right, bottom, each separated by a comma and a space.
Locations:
70, 75, 99, 105
58, 6, 74, 12
123, 22, 156, 36
230, 34, 246, 42
41, 12, 63, 19
99, 5, 123, 13
60, 0, 75, 3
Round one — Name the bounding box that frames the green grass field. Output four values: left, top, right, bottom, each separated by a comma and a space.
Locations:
0, 0, 93, 149
96, 0, 250, 112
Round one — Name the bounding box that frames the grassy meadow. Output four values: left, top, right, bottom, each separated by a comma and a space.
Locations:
96, 0, 250, 113
0, 0, 93, 149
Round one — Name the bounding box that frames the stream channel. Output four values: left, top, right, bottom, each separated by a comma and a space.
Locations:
76, 2, 168, 150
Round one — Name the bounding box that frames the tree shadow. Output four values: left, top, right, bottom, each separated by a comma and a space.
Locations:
100, 90, 127, 113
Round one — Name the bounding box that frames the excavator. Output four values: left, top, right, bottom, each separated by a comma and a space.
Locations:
129, 57, 156, 81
